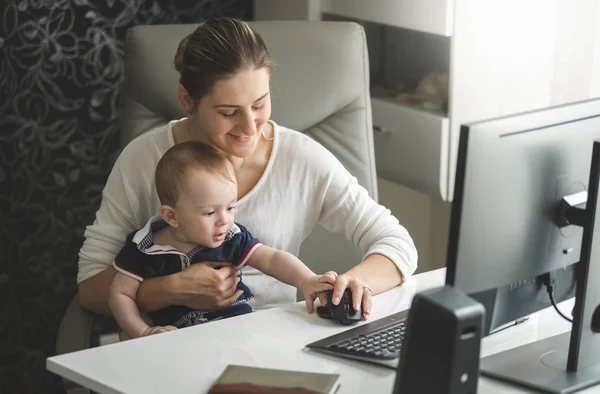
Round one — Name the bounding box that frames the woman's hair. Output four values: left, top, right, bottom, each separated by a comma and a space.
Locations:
174, 17, 274, 103
155, 141, 235, 207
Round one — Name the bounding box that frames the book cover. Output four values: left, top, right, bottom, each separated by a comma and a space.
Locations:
207, 364, 341, 394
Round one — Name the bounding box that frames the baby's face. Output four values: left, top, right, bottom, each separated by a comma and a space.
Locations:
175, 169, 237, 248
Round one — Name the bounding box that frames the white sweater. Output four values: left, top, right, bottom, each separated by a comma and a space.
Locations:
78, 120, 418, 310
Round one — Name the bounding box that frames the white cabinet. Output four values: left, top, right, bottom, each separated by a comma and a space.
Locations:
255, 0, 600, 202
371, 97, 449, 196
321, 0, 454, 36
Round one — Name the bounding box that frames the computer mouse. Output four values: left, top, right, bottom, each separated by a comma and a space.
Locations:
316, 289, 362, 325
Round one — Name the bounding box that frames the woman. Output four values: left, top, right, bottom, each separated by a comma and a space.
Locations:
77, 17, 418, 321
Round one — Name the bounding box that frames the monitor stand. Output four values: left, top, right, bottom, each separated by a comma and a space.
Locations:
479, 141, 600, 394
480, 332, 600, 394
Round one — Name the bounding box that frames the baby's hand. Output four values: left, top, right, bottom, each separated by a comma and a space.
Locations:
140, 325, 177, 337
301, 271, 337, 314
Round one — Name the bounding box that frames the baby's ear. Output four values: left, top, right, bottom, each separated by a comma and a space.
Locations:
160, 205, 179, 227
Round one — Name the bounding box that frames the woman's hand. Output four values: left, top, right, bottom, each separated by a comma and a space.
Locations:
174, 262, 243, 310
319, 273, 372, 320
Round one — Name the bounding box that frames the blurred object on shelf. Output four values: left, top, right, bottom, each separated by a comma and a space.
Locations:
394, 71, 449, 112
371, 71, 449, 114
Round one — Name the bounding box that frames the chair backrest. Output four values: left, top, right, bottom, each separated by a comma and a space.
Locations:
122, 21, 377, 275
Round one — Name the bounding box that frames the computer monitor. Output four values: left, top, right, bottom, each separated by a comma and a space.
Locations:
446, 97, 600, 394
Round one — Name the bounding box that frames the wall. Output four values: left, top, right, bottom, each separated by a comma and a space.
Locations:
377, 177, 450, 274
0, 1, 252, 393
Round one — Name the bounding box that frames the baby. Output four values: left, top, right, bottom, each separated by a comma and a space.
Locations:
108, 141, 335, 338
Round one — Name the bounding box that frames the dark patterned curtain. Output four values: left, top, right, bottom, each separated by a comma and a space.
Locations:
0, 1, 252, 393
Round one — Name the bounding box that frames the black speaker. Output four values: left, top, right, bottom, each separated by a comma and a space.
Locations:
393, 285, 485, 394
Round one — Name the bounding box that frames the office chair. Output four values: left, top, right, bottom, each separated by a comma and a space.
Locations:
56, 20, 377, 393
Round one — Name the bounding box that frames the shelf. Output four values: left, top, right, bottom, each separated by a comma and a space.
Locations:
321, 0, 454, 37
371, 96, 449, 198
371, 84, 448, 117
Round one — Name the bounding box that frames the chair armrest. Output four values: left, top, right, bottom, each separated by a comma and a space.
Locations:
56, 294, 94, 356
55, 294, 95, 394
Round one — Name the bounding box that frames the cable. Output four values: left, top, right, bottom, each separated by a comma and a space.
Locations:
542, 272, 573, 323
548, 289, 573, 323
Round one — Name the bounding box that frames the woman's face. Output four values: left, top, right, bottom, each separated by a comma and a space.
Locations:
192, 67, 271, 159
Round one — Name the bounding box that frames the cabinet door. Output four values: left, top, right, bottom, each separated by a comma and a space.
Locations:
372, 98, 450, 198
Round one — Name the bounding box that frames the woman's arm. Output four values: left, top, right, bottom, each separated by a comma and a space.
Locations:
78, 262, 244, 315
78, 267, 118, 315
302, 139, 418, 315
138, 262, 244, 312
317, 160, 418, 285
77, 144, 147, 313
78, 266, 182, 315
344, 253, 403, 295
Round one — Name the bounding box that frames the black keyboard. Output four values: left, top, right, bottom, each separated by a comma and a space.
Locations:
305, 308, 410, 369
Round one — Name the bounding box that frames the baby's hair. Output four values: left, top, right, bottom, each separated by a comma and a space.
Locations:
155, 141, 235, 207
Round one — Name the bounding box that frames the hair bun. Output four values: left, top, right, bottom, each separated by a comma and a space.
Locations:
173, 33, 191, 75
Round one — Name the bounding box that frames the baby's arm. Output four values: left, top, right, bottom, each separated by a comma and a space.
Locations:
109, 273, 176, 338
109, 273, 150, 338
247, 247, 335, 312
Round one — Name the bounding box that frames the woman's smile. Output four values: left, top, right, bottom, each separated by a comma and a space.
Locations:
228, 133, 253, 143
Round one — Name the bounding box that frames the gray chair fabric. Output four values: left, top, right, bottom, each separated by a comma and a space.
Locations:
56, 21, 376, 393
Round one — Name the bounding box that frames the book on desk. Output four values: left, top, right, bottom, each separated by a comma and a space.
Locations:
207, 364, 341, 394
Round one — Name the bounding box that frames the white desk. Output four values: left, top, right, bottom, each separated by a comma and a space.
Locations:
47, 269, 586, 394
